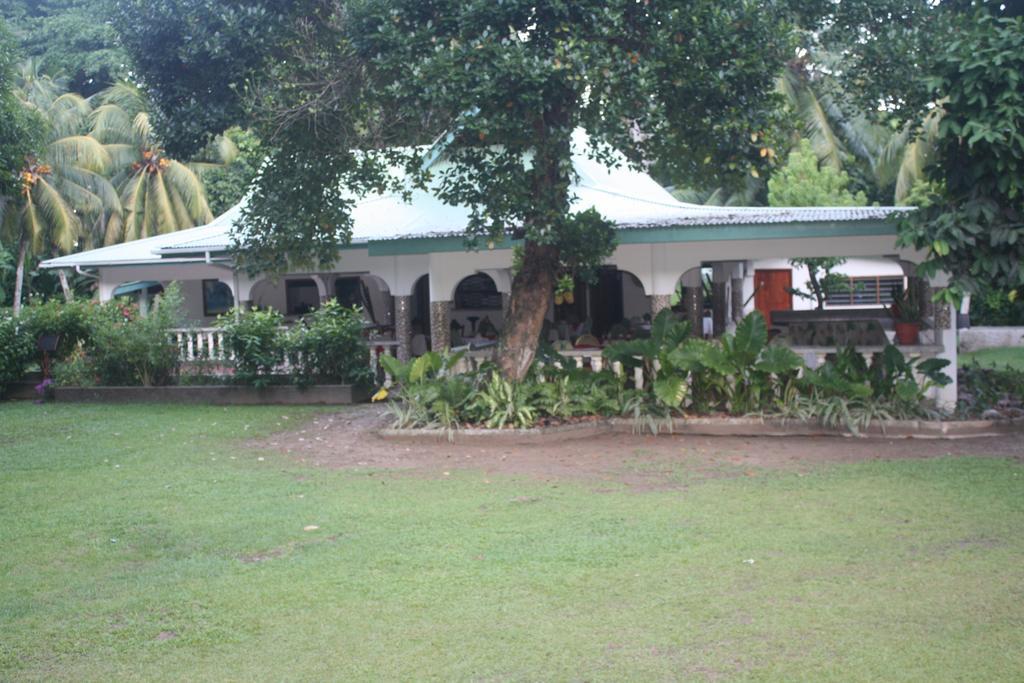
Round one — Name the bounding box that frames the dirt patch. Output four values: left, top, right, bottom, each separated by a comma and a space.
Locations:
252, 405, 1024, 490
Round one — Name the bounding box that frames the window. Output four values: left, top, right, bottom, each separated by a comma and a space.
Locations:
202, 279, 234, 316
825, 276, 905, 306
286, 279, 320, 316
454, 274, 502, 310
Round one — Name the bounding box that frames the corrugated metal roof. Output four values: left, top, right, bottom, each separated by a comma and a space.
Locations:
40, 131, 910, 269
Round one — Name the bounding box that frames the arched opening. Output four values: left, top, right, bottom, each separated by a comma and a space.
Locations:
201, 279, 233, 317
674, 265, 712, 337
548, 267, 647, 344
248, 277, 318, 317
452, 272, 502, 341
333, 274, 392, 328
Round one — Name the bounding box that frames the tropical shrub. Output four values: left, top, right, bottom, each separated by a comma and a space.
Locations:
605, 312, 803, 416
18, 297, 103, 361
52, 347, 97, 387
378, 314, 952, 436
217, 306, 286, 387
464, 371, 539, 429
786, 345, 952, 433
969, 286, 1024, 326
87, 284, 184, 386
957, 362, 1024, 417
532, 364, 637, 420
379, 351, 474, 433
0, 310, 34, 397
286, 301, 372, 387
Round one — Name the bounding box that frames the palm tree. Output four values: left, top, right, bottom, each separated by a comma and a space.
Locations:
3, 65, 120, 312
90, 83, 213, 242
777, 55, 939, 205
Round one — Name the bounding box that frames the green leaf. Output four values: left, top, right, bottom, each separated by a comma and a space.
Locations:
653, 375, 687, 409
730, 313, 767, 366
410, 352, 441, 382
755, 345, 803, 375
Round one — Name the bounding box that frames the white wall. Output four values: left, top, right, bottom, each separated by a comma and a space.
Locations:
750, 257, 905, 311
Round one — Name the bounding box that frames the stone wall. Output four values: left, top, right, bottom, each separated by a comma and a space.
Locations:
959, 327, 1024, 352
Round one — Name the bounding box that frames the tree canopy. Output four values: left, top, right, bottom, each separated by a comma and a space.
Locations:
111, 0, 1024, 374
897, 9, 1024, 299
2, 0, 129, 96
768, 139, 868, 208
0, 19, 42, 200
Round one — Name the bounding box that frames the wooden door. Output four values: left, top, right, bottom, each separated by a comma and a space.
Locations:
753, 269, 792, 327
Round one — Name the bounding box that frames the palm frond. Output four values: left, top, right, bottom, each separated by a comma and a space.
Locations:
778, 68, 843, 169
164, 160, 212, 222
23, 196, 47, 253
97, 82, 148, 117
59, 167, 122, 214
47, 93, 92, 137
133, 112, 152, 144
15, 59, 67, 111
103, 211, 125, 246
47, 135, 111, 174
149, 170, 179, 234
32, 177, 81, 253
169, 186, 194, 228
103, 143, 142, 169
52, 177, 103, 216
90, 103, 140, 145
119, 172, 147, 242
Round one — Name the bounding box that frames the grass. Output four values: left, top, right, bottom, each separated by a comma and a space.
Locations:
2, 403, 1023, 681
959, 346, 1024, 370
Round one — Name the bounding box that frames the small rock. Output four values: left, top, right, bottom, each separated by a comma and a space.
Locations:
303, 525, 319, 531
981, 409, 1003, 420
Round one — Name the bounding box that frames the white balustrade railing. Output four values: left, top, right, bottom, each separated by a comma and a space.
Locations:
169, 327, 400, 381
171, 327, 230, 362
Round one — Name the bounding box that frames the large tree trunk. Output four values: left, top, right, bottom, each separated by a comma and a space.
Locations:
498, 240, 559, 380
497, 113, 570, 381
53, 249, 72, 302
12, 236, 28, 316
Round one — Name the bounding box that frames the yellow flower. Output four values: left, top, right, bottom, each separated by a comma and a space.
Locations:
371, 387, 389, 402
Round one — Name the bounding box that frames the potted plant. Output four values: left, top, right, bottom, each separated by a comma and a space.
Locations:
887, 285, 923, 345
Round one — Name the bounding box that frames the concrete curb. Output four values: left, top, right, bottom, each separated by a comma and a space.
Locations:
379, 415, 1024, 441
379, 420, 613, 442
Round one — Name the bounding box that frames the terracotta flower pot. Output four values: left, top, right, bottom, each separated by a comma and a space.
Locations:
894, 321, 920, 345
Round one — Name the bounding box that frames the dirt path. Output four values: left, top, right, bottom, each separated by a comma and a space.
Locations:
254, 405, 1024, 489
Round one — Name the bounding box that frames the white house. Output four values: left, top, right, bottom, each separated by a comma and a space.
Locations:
41, 133, 957, 404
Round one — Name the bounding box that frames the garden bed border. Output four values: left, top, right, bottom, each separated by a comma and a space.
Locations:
379, 415, 1024, 441
8, 384, 369, 405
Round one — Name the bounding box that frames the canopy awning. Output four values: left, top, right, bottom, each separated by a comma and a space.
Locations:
112, 281, 161, 296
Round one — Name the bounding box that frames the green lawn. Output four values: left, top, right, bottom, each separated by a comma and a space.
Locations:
2, 404, 1023, 681
960, 345, 1024, 370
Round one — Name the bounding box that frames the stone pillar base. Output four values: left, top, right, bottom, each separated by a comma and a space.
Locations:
685, 287, 703, 336
650, 294, 672, 319
711, 282, 727, 337
430, 300, 452, 352
730, 278, 744, 322
394, 295, 412, 361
